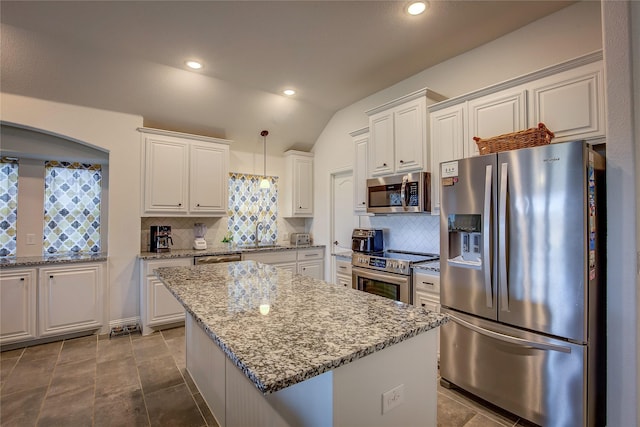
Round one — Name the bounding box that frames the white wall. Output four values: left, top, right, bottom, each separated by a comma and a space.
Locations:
0, 94, 143, 325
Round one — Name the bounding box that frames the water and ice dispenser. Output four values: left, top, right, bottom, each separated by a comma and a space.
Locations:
447, 214, 482, 267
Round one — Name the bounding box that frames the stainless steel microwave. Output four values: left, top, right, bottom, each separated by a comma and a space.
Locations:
366, 172, 431, 214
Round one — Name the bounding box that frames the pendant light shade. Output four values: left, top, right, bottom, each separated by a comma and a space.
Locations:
260, 130, 271, 189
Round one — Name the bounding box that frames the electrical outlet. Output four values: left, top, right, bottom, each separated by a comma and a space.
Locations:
26, 234, 36, 245
283, 233, 289, 241
381, 384, 405, 414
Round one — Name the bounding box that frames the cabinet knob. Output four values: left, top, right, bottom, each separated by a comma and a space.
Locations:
382, 163, 387, 167
299, 206, 302, 209
361, 201, 366, 205
50, 275, 54, 279
178, 203, 182, 207
20, 277, 25, 281
399, 159, 404, 163
421, 303, 426, 307
196, 203, 200, 207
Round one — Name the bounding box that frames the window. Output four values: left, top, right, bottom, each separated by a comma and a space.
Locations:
43, 161, 102, 253
228, 173, 277, 245
0, 158, 19, 256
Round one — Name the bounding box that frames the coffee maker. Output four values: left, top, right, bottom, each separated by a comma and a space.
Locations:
150, 226, 173, 252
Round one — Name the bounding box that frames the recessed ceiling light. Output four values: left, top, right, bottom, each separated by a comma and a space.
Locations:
407, 1, 427, 16
185, 60, 203, 70
283, 89, 296, 96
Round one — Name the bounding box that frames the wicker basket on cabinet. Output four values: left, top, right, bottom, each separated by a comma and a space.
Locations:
473, 123, 555, 155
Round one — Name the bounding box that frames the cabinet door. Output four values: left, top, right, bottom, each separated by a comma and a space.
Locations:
293, 156, 313, 215
0, 269, 37, 344
275, 262, 297, 274
394, 97, 426, 173
143, 137, 189, 214
39, 264, 103, 337
529, 62, 605, 142
353, 134, 369, 212
430, 104, 465, 214
298, 260, 324, 280
368, 111, 394, 177
467, 89, 528, 157
335, 273, 352, 289
190, 142, 229, 215
146, 277, 185, 326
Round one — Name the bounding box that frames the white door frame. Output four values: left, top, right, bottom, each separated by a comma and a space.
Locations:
329, 166, 354, 283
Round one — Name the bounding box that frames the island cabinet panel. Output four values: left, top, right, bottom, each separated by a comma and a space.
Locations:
38, 263, 104, 337
0, 268, 37, 345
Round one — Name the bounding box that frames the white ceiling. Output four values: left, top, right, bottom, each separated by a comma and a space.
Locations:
0, 1, 574, 154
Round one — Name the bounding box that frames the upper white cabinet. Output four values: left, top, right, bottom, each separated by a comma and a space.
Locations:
38, 263, 105, 338
366, 88, 446, 178
529, 60, 604, 143
0, 268, 37, 345
282, 150, 313, 217
466, 88, 528, 157
429, 52, 605, 214
429, 104, 465, 214
140, 127, 231, 216
350, 127, 369, 213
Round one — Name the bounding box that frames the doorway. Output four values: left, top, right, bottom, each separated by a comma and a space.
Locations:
330, 168, 358, 283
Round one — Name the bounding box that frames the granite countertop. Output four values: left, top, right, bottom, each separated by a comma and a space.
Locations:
413, 260, 440, 274
156, 261, 448, 394
139, 243, 325, 260
0, 252, 108, 268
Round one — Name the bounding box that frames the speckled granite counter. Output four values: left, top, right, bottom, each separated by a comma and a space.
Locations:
156, 261, 447, 394
0, 252, 108, 268
139, 243, 325, 260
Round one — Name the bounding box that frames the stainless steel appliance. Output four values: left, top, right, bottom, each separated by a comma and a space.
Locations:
290, 233, 311, 246
194, 254, 241, 265
352, 250, 438, 304
351, 228, 383, 253
150, 225, 173, 253
439, 140, 606, 427
366, 172, 431, 214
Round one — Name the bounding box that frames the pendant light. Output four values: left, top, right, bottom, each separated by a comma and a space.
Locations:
259, 130, 271, 189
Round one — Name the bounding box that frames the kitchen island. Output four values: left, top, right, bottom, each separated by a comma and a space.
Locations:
156, 261, 447, 427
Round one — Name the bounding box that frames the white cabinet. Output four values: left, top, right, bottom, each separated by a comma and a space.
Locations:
39, 263, 104, 338
0, 268, 37, 345
413, 269, 440, 358
529, 61, 605, 143
242, 248, 325, 280
242, 249, 297, 265
366, 88, 446, 178
351, 127, 369, 213
467, 88, 528, 157
140, 127, 231, 216
334, 257, 352, 289
140, 257, 192, 335
297, 248, 324, 280
282, 151, 313, 217
429, 104, 465, 214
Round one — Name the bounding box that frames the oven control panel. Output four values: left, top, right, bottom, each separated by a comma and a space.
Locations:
352, 255, 410, 275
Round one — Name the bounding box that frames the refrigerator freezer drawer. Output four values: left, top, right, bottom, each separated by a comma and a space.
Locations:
440, 308, 589, 427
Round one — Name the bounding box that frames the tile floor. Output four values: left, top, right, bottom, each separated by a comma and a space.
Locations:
1, 326, 537, 427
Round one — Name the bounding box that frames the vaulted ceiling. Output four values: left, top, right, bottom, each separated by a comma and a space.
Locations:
1, 1, 573, 154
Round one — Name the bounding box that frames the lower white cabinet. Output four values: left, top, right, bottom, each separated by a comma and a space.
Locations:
242, 248, 325, 281
38, 263, 104, 338
0, 268, 37, 345
413, 270, 440, 358
140, 257, 192, 335
334, 257, 352, 288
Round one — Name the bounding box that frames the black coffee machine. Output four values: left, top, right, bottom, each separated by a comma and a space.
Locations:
351, 228, 384, 253
150, 225, 173, 252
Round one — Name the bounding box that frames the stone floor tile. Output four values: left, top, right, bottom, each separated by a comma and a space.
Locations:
97, 337, 134, 363
37, 385, 94, 426
0, 348, 25, 360
132, 334, 170, 361
193, 392, 219, 427
182, 368, 199, 394
137, 354, 184, 395
0, 355, 20, 384
94, 388, 149, 427
20, 341, 62, 362
437, 392, 476, 427
95, 358, 141, 398
439, 383, 519, 426
47, 369, 95, 399
57, 335, 97, 365
464, 413, 512, 427
0, 386, 47, 426
145, 383, 205, 427
164, 336, 186, 369
161, 326, 185, 340
1, 357, 56, 396
52, 356, 96, 379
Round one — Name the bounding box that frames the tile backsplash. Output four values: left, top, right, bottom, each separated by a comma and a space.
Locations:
360, 214, 440, 254
141, 216, 307, 252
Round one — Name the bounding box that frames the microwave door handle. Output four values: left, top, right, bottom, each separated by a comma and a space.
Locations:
483, 164, 493, 308
401, 175, 408, 210
499, 162, 509, 312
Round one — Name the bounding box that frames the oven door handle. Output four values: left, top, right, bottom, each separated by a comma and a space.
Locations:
352, 267, 409, 286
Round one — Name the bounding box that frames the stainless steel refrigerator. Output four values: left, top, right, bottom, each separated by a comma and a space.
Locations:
439, 140, 606, 427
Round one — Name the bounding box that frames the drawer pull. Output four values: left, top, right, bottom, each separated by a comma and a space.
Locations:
422, 281, 434, 286
338, 266, 347, 269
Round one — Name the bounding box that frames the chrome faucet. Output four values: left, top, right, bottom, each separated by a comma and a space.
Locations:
255, 221, 265, 245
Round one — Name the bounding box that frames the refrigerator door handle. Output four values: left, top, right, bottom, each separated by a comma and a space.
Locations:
448, 314, 572, 354
483, 164, 493, 308
499, 162, 509, 312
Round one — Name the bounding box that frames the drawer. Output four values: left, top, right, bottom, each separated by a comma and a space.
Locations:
335, 258, 352, 276
143, 257, 193, 277
297, 248, 324, 261
413, 270, 440, 295
242, 250, 297, 264
416, 291, 439, 311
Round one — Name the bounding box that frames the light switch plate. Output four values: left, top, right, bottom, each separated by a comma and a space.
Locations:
382, 384, 404, 414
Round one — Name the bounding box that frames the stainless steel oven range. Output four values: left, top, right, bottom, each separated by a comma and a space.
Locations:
352, 250, 438, 304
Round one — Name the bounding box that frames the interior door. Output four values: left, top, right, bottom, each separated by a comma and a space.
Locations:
440, 154, 497, 321
331, 169, 357, 255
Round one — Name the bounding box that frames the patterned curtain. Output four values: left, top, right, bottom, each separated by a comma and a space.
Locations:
44, 161, 102, 253
228, 173, 278, 245
0, 158, 19, 256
